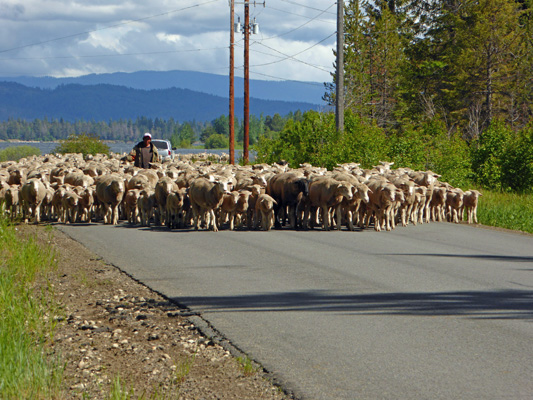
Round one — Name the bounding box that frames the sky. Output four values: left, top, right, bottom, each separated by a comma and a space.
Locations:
0, 0, 338, 84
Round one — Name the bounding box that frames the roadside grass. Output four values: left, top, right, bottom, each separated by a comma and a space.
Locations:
237, 356, 260, 376
477, 189, 533, 234
0, 216, 63, 399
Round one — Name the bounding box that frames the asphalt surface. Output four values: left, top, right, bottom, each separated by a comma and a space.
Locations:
57, 222, 533, 400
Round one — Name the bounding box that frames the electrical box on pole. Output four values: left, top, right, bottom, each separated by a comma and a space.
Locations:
233, 1, 264, 165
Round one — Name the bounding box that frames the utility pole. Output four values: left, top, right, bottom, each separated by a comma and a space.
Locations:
233, 1, 262, 165
229, 0, 235, 164
243, 1, 250, 164
336, 0, 344, 133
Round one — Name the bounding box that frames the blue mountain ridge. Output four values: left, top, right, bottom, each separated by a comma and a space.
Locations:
0, 81, 327, 122
0, 69, 326, 105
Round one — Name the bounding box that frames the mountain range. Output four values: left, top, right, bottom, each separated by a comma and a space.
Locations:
0, 70, 328, 122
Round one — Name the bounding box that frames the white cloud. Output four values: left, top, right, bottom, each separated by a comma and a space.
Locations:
0, 0, 338, 83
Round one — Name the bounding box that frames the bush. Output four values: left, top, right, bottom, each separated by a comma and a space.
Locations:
500, 127, 533, 192
204, 134, 229, 149
254, 111, 338, 168
329, 112, 389, 169
0, 145, 41, 162
470, 120, 511, 189
54, 133, 110, 157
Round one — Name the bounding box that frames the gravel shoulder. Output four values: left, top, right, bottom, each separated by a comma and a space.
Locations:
28, 224, 293, 399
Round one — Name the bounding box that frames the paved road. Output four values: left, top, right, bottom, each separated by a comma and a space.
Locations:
57, 222, 533, 400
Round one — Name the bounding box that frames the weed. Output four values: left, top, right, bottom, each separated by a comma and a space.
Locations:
237, 356, 260, 376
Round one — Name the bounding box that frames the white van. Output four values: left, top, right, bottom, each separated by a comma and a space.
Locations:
151, 139, 175, 161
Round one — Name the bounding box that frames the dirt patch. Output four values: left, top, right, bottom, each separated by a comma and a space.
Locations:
26, 224, 293, 399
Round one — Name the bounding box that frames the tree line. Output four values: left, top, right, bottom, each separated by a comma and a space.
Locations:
325, 0, 533, 136
262, 0, 532, 193
0, 112, 301, 147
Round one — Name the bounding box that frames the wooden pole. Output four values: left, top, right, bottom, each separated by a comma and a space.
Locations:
243, 1, 250, 164
229, 0, 235, 164
336, 0, 344, 133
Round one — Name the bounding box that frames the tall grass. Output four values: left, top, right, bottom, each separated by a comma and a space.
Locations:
477, 189, 533, 234
0, 217, 62, 399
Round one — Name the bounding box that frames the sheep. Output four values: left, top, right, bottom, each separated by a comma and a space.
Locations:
306, 177, 353, 231
446, 188, 464, 224
154, 176, 179, 226
188, 176, 232, 231
463, 190, 482, 224
166, 188, 189, 229
95, 174, 125, 225
254, 193, 277, 231
266, 172, 309, 229
20, 178, 47, 224
4, 184, 20, 220
123, 188, 142, 224
138, 189, 156, 227
366, 179, 397, 231
60, 187, 80, 224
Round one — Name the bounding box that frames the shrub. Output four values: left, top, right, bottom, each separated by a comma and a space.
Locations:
204, 134, 229, 149
330, 112, 389, 169
500, 127, 533, 192
470, 120, 511, 189
0, 145, 41, 162
54, 133, 110, 157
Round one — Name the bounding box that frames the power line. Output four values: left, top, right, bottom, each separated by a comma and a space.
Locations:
0, 0, 220, 55
247, 33, 335, 72
280, 0, 336, 15
266, 5, 335, 25
256, 2, 336, 41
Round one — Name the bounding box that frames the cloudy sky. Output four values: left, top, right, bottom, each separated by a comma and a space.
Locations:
0, 0, 337, 84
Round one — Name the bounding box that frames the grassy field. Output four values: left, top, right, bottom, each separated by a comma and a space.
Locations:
0, 218, 62, 399
477, 189, 533, 234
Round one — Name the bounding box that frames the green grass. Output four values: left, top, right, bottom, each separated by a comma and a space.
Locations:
0, 217, 62, 399
477, 189, 533, 234
236, 356, 260, 376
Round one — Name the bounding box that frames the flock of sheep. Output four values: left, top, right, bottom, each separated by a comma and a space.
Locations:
0, 151, 482, 232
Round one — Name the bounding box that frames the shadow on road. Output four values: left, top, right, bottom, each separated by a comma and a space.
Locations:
384, 253, 533, 263
172, 289, 533, 320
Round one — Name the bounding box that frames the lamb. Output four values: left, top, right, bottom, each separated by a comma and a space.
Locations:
60, 188, 80, 224
138, 189, 156, 227
446, 188, 464, 224
76, 186, 95, 223
306, 177, 353, 231
430, 185, 448, 222
188, 177, 232, 231
366, 179, 397, 231
4, 184, 20, 220
154, 177, 179, 226
95, 174, 125, 225
254, 193, 277, 231
166, 188, 189, 229
20, 178, 47, 224
409, 170, 441, 223
123, 188, 142, 224
463, 190, 482, 224
266, 172, 309, 229
234, 190, 252, 229
218, 191, 240, 230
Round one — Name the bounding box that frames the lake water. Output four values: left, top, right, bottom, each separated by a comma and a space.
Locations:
0, 142, 247, 159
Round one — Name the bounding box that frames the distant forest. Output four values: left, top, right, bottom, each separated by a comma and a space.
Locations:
0, 111, 303, 147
